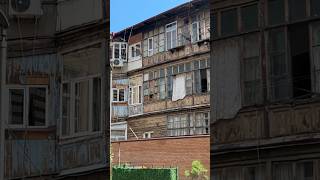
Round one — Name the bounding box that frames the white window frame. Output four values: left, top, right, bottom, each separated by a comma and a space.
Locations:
191, 21, 201, 43
143, 131, 153, 139
111, 122, 128, 141
148, 37, 153, 56
6, 85, 49, 129
129, 85, 142, 105
129, 42, 141, 61
112, 88, 126, 102
60, 74, 102, 138
110, 42, 128, 61
165, 21, 178, 50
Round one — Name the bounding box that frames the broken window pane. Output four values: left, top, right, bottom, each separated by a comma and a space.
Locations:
28, 87, 46, 126
74, 81, 89, 133
200, 69, 208, 93
311, 0, 320, 16
221, 8, 238, 36
92, 78, 101, 131
268, 0, 285, 25
289, 0, 306, 21
289, 23, 311, 98
62, 83, 71, 136
9, 89, 24, 125
241, 4, 258, 31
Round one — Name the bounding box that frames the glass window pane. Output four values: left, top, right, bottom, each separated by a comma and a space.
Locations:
62, 83, 70, 136
221, 9, 238, 36
28, 87, 46, 126
119, 89, 125, 101
241, 4, 258, 31
9, 89, 24, 125
311, 0, 320, 16
92, 78, 101, 131
289, 0, 306, 21
75, 81, 89, 133
268, 0, 285, 25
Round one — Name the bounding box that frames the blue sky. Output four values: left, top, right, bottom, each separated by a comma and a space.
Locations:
111, 0, 190, 32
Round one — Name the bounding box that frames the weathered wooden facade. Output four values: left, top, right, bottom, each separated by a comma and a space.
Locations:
211, 0, 320, 179
0, 0, 109, 179
111, 0, 211, 142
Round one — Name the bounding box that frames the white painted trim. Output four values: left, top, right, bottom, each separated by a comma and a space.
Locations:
6, 85, 49, 129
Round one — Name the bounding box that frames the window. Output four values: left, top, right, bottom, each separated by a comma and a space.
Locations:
242, 34, 262, 106
129, 85, 142, 105
211, 14, 218, 37
62, 77, 102, 136
110, 42, 127, 61
167, 112, 210, 136
143, 131, 153, 139
268, 29, 291, 100
241, 4, 258, 31
289, 24, 311, 98
195, 112, 209, 134
62, 84, 71, 136
112, 88, 126, 102
166, 22, 177, 50
268, 0, 285, 25
74, 81, 89, 133
167, 114, 189, 136
191, 21, 201, 43
296, 162, 313, 180
148, 37, 153, 56
111, 122, 127, 141
289, 0, 306, 21
221, 9, 238, 36
8, 87, 47, 127
194, 60, 210, 93
129, 43, 141, 60
273, 162, 293, 180
311, 0, 320, 16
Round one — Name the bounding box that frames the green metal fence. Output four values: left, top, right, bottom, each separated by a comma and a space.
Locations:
112, 166, 178, 180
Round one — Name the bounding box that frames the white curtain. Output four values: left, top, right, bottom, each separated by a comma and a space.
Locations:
172, 74, 186, 101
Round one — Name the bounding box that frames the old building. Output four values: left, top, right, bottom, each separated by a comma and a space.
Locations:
110, 0, 210, 178
211, 0, 320, 179
0, 0, 109, 179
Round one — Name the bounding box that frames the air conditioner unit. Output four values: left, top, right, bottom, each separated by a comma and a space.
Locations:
9, 0, 43, 18
112, 59, 124, 67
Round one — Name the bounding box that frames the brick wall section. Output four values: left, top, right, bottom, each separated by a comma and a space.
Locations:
111, 136, 210, 179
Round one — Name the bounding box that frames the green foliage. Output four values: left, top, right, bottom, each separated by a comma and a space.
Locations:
184, 160, 208, 180
112, 167, 178, 180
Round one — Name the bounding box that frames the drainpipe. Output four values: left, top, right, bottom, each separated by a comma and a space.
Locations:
0, 26, 7, 180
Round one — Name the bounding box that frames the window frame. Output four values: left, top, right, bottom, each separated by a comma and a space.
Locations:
143, 131, 154, 139
111, 121, 128, 141
110, 42, 128, 61
7, 85, 49, 129
129, 85, 142, 105
165, 21, 178, 50
60, 75, 103, 138
112, 88, 126, 102
148, 37, 154, 56
129, 42, 141, 61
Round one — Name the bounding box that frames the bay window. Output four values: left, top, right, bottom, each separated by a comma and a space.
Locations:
110, 42, 127, 61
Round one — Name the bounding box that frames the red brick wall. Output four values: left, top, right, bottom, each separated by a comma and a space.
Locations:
111, 135, 210, 179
